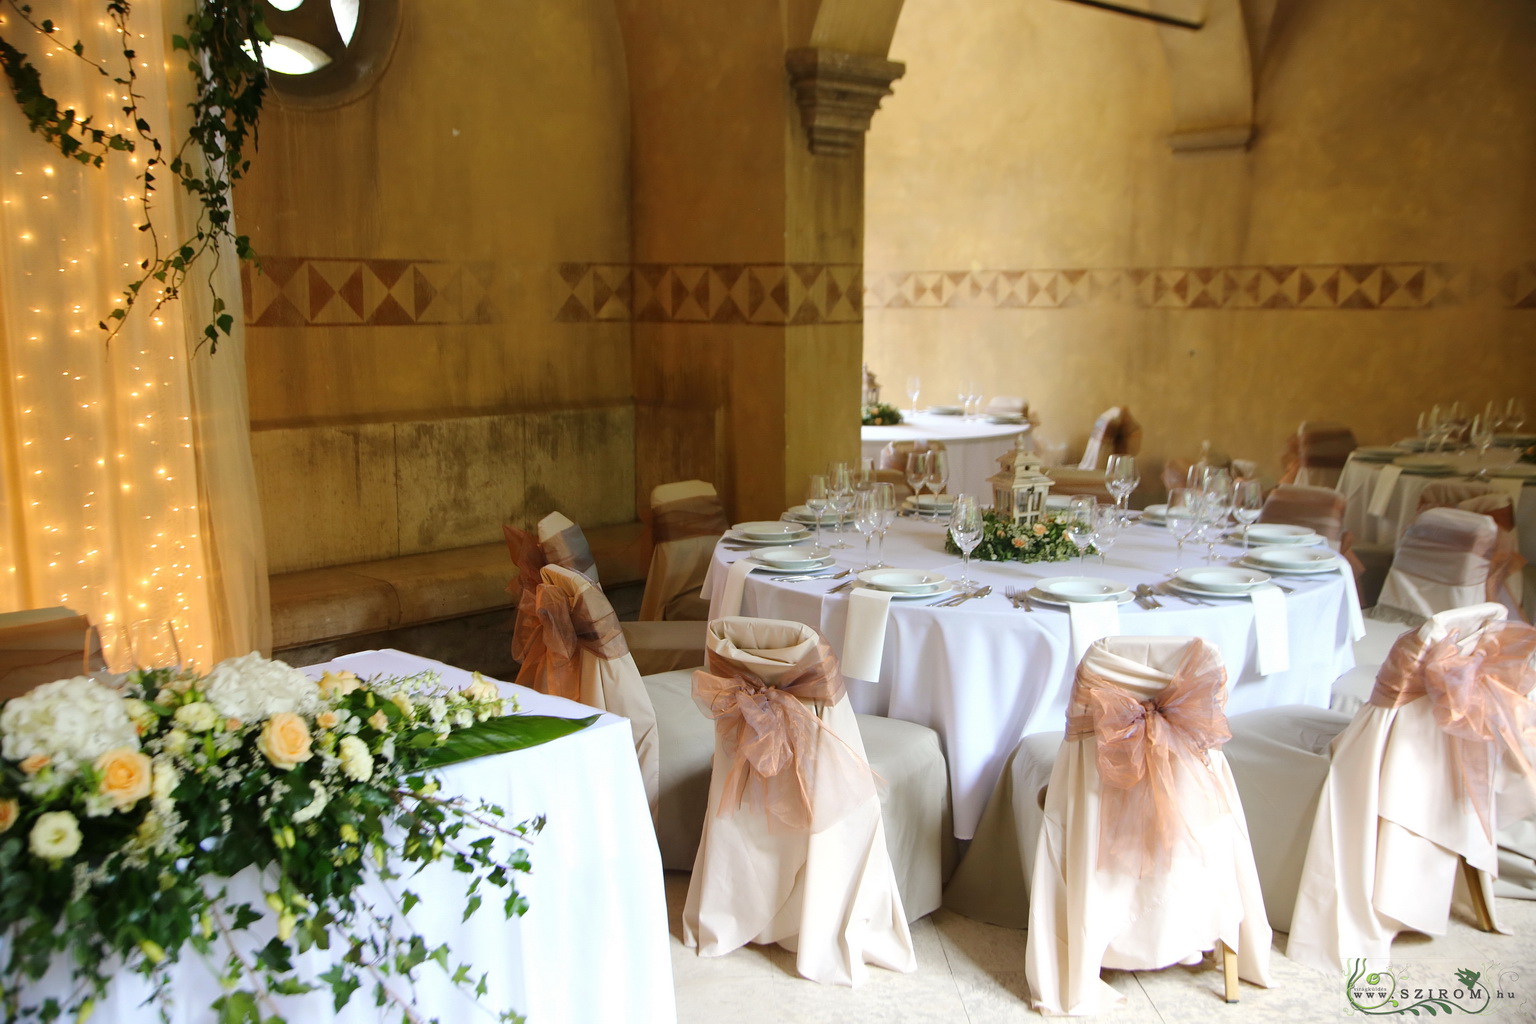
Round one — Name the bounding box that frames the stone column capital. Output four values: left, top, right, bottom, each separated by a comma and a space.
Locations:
785, 47, 906, 157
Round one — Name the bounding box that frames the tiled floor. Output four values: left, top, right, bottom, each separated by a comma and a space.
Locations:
665, 873, 1536, 1022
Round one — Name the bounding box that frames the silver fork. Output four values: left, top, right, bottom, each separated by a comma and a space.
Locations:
771, 568, 852, 583
1003, 585, 1033, 611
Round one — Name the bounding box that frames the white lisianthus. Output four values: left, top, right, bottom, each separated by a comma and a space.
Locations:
123, 698, 157, 734
1, 677, 139, 776
173, 701, 218, 733
464, 675, 500, 703
201, 653, 320, 723
338, 736, 373, 782
29, 810, 82, 860
162, 729, 190, 757
426, 697, 447, 724
151, 761, 179, 811
292, 781, 329, 824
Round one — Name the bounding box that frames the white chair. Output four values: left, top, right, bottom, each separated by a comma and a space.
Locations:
1288, 603, 1536, 974
510, 564, 661, 820
639, 480, 725, 625
1023, 636, 1272, 1014
682, 617, 916, 986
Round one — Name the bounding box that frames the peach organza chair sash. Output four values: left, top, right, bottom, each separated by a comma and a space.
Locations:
1367, 620, 1536, 839
1066, 640, 1231, 876
1417, 482, 1511, 523
502, 524, 546, 600
1374, 508, 1496, 623
652, 494, 730, 544
693, 641, 876, 833
1279, 421, 1355, 485
511, 567, 629, 701
1259, 484, 1346, 540
542, 522, 597, 581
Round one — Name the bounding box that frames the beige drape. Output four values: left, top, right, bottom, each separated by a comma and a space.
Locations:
0, 0, 268, 669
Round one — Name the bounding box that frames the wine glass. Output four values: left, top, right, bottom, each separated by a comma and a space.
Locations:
1165, 488, 1201, 569
1105, 454, 1139, 512
872, 482, 897, 568
905, 451, 930, 511
1471, 414, 1494, 463
926, 450, 950, 520
126, 618, 184, 671
827, 462, 854, 549
906, 376, 922, 415
1197, 485, 1231, 563
805, 474, 830, 550
1232, 479, 1264, 552
1065, 495, 1097, 565
948, 494, 983, 590
1092, 504, 1122, 565
1507, 398, 1527, 433
853, 490, 881, 569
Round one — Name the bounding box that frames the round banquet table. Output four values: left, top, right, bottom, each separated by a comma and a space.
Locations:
705, 517, 1357, 840
861, 411, 1027, 498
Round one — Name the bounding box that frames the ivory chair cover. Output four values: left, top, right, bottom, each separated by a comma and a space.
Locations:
1259, 484, 1368, 583
682, 617, 916, 986
1048, 407, 1142, 501
1278, 421, 1356, 489
984, 395, 1028, 418
1023, 637, 1273, 1015
512, 564, 661, 820
640, 481, 726, 623
1288, 604, 1536, 974
1416, 485, 1526, 619
537, 511, 599, 582
878, 439, 948, 483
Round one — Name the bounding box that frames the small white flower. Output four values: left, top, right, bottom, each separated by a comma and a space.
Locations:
162, 729, 190, 757
338, 735, 373, 782
173, 701, 218, 733
29, 810, 82, 860
427, 698, 447, 724
378, 737, 396, 765
292, 781, 329, 824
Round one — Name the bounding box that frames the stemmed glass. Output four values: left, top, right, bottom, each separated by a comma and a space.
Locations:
1471, 414, 1494, 463
872, 482, 897, 568
1105, 454, 1139, 513
1506, 398, 1527, 433
827, 462, 854, 549
1065, 495, 1097, 565
926, 450, 950, 520
1092, 504, 1122, 565
905, 451, 930, 512
126, 618, 184, 671
854, 490, 881, 569
1165, 487, 1201, 569
906, 376, 922, 416
805, 474, 830, 551
1198, 482, 1231, 564
948, 494, 983, 590
1232, 479, 1264, 552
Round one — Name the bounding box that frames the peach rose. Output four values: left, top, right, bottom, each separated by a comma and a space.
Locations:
315, 710, 340, 730
0, 798, 17, 833
1032, 523, 1048, 536
257, 712, 314, 771
19, 754, 50, 775
95, 747, 152, 809
318, 670, 361, 698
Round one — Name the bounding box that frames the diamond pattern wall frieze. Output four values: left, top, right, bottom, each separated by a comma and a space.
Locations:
862, 262, 1536, 311
552, 263, 863, 325
243, 258, 497, 327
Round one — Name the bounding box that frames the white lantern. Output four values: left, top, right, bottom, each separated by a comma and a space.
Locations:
1010, 448, 1053, 527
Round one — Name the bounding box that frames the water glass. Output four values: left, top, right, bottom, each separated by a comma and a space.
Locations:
949, 495, 983, 589
828, 462, 854, 549
1093, 505, 1123, 565
906, 376, 922, 415
905, 451, 930, 507
926, 450, 950, 518
806, 474, 829, 549
853, 490, 881, 568
872, 482, 897, 568
1232, 479, 1263, 551
1105, 454, 1139, 511
1165, 487, 1201, 568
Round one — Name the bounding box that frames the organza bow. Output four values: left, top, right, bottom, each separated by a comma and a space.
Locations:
510, 578, 628, 702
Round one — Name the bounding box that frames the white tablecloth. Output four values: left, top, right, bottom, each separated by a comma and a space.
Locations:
1337, 454, 1536, 560
707, 522, 1355, 839
13, 650, 676, 1024
862, 412, 1026, 500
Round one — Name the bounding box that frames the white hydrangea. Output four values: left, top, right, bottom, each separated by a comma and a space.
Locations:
0, 676, 140, 775
200, 653, 320, 724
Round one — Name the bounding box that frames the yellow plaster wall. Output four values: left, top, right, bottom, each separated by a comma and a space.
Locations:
865, 0, 1536, 491
237, 0, 634, 571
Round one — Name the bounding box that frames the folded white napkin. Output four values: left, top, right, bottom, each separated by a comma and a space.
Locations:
1367, 464, 1405, 517
1338, 563, 1366, 640
842, 588, 895, 682
1249, 585, 1290, 675
716, 558, 757, 618
1067, 600, 1121, 665
1489, 476, 1526, 507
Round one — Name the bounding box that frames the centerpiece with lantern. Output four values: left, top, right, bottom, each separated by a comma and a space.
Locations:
945, 435, 1084, 562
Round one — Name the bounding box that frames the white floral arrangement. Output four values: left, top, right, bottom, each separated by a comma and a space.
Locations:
0, 654, 592, 1024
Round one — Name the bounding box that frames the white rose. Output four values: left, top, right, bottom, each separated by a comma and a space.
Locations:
292, 781, 329, 824
29, 810, 82, 860
173, 701, 218, 733
337, 736, 373, 783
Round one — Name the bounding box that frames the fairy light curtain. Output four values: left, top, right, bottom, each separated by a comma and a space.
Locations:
0, 0, 270, 669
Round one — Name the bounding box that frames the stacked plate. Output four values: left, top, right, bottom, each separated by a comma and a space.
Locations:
1241, 545, 1342, 575
1027, 576, 1133, 607
856, 568, 954, 599
1169, 566, 1272, 599
1351, 446, 1402, 462
1393, 454, 1457, 476
928, 405, 965, 416
903, 494, 956, 514
987, 414, 1027, 425
1231, 523, 1323, 547
783, 504, 842, 525
726, 520, 812, 545
752, 545, 834, 572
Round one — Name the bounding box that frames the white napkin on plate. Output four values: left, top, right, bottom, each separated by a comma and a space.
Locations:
842, 587, 895, 682
716, 558, 757, 618
1249, 585, 1290, 675
1367, 463, 1404, 517
1067, 600, 1121, 665
1338, 563, 1366, 640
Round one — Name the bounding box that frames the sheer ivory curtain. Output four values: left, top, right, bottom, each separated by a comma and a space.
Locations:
0, 0, 269, 669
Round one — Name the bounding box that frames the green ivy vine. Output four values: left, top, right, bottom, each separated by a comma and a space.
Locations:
0, 0, 270, 353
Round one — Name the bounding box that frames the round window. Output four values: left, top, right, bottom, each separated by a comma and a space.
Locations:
256, 0, 400, 108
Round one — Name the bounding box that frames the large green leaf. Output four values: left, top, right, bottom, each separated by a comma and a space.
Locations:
419, 714, 600, 769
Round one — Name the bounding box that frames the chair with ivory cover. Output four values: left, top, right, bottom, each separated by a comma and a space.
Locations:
1286, 604, 1536, 974
983, 395, 1030, 420
1330, 508, 1501, 713
1416, 484, 1526, 621
878, 439, 948, 483
1022, 636, 1272, 1014
508, 563, 661, 820
1046, 406, 1142, 502
1278, 421, 1356, 489
1257, 483, 1369, 585
682, 617, 917, 986
640, 480, 726, 623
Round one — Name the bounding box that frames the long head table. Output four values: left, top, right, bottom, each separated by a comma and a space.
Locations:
707, 518, 1356, 839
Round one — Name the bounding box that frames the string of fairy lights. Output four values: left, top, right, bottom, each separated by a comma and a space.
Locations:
0, 6, 214, 670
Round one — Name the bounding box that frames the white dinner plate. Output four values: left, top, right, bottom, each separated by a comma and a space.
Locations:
1351, 446, 1402, 462
1237, 524, 1321, 546
1028, 588, 1135, 608
783, 504, 843, 524
725, 528, 811, 546
1239, 556, 1339, 576
1141, 503, 1168, 523
1044, 494, 1074, 511
857, 568, 949, 594
927, 405, 965, 415
1245, 545, 1340, 570
987, 414, 1026, 424
753, 545, 831, 569
908, 494, 956, 510
1167, 578, 1272, 600
730, 521, 811, 542
1034, 576, 1129, 602
1173, 566, 1271, 593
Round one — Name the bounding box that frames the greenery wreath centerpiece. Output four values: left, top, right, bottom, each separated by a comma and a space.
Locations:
862, 402, 904, 426
945, 510, 1093, 563
0, 654, 592, 1023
